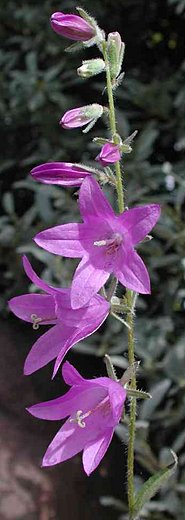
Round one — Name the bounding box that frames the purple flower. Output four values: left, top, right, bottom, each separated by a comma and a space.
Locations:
8, 256, 110, 376
35, 177, 161, 309
50, 12, 95, 41
27, 361, 127, 474
60, 104, 103, 130
30, 162, 92, 187
96, 143, 121, 166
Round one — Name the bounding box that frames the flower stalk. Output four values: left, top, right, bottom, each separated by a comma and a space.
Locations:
102, 41, 124, 213
103, 40, 137, 518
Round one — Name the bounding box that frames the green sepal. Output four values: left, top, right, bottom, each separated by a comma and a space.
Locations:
124, 130, 138, 145
93, 137, 112, 146
104, 354, 118, 382
76, 7, 97, 29
127, 388, 151, 400
131, 451, 178, 519
121, 143, 132, 154
65, 42, 84, 53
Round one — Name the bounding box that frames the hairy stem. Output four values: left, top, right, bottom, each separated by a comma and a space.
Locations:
127, 290, 136, 516
102, 42, 124, 213
103, 41, 136, 518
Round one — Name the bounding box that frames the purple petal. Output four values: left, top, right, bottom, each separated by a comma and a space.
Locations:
50, 12, 95, 41
34, 223, 91, 258
8, 294, 56, 325
60, 107, 91, 129
55, 292, 110, 327
42, 388, 110, 467
27, 387, 85, 420
108, 383, 127, 424
115, 249, 151, 294
28, 385, 105, 421
53, 309, 109, 377
71, 254, 110, 309
83, 429, 114, 475
24, 324, 72, 375
62, 363, 117, 392
62, 361, 86, 386
22, 255, 62, 296
96, 143, 121, 166
79, 177, 115, 222
31, 162, 91, 187
119, 204, 161, 245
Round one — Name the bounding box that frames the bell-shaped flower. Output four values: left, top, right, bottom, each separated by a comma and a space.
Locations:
35, 177, 160, 309
30, 162, 92, 187
96, 143, 121, 166
8, 256, 110, 376
50, 12, 95, 41
60, 104, 103, 131
27, 361, 127, 475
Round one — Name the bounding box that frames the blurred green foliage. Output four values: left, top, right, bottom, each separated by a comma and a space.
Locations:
1, 0, 185, 518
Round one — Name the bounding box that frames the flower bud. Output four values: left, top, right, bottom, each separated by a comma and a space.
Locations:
50, 12, 95, 41
77, 58, 105, 79
30, 162, 92, 187
107, 32, 125, 80
60, 104, 103, 131
96, 143, 121, 166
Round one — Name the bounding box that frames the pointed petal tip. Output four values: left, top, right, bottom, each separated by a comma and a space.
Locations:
83, 466, 91, 477
23, 362, 32, 376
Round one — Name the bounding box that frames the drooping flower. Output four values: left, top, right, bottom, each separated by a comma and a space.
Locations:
35, 177, 160, 309
60, 104, 103, 131
96, 143, 121, 166
50, 12, 95, 41
8, 256, 110, 376
30, 162, 92, 187
27, 361, 127, 474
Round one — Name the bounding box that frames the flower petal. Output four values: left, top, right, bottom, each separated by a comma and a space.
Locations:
55, 292, 110, 327
8, 294, 56, 324
24, 324, 72, 375
42, 386, 109, 467
115, 249, 151, 294
28, 385, 104, 421
83, 429, 114, 475
71, 254, 110, 309
31, 162, 91, 187
27, 387, 85, 420
62, 361, 86, 386
79, 176, 114, 222
34, 223, 90, 258
108, 383, 126, 424
22, 255, 62, 296
53, 308, 109, 377
119, 204, 161, 245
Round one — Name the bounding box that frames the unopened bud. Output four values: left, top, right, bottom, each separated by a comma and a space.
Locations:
60, 103, 103, 132
77, 58, 105, 79
107, 32, 125, 80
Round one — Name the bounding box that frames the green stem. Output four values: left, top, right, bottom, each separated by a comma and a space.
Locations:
127, 290, 136, 517
102, 42, 124, 213
102, 41, 136, 518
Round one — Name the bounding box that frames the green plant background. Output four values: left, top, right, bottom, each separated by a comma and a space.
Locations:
1, 0, 185, 518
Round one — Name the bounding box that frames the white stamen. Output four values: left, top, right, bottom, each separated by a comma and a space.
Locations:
69, 409, 91, 428
31, 314, 42, 330
94, 240, 107, 247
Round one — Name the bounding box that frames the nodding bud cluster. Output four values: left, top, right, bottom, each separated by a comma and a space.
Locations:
77, 58, 105, 78
60, 104, 104, 133
107, 32, 125, 81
